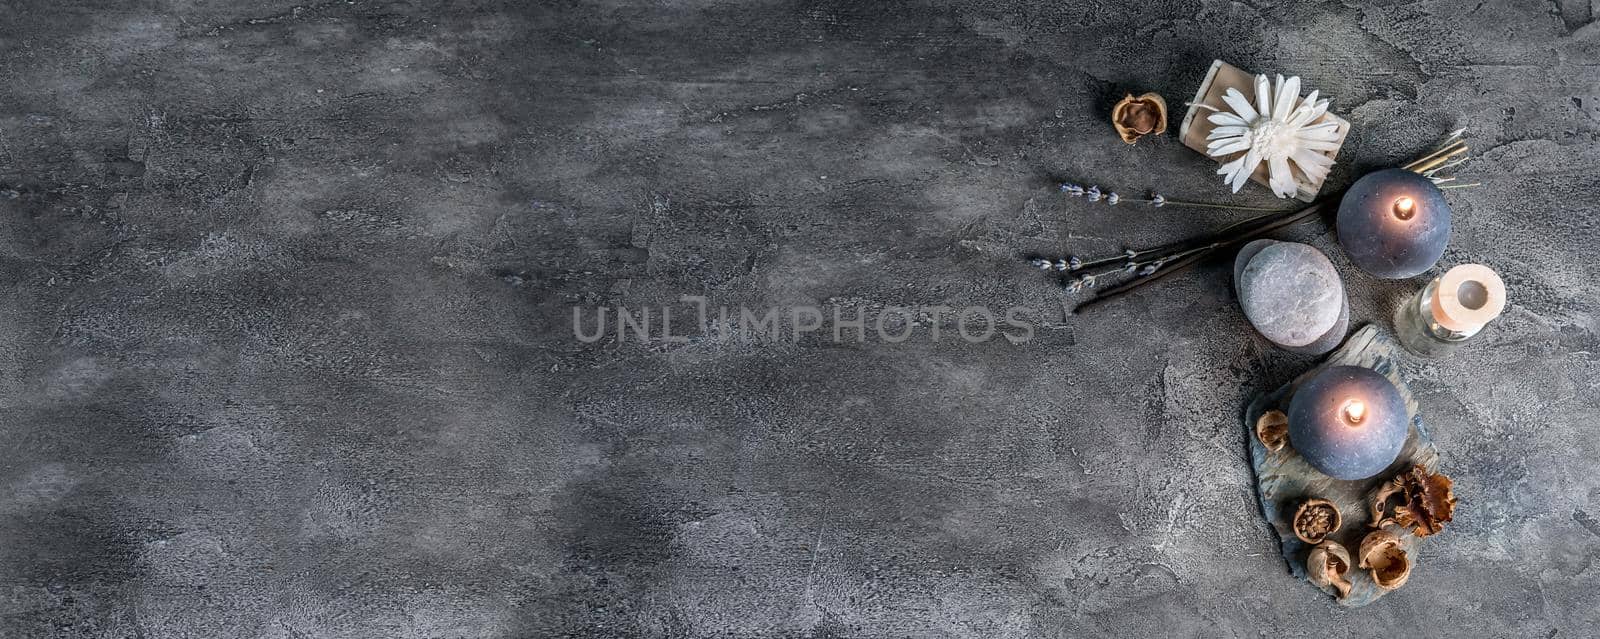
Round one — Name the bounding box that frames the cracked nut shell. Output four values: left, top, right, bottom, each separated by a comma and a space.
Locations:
1293, 497, 1342, 544
1370, 464, 1457, 537
1255, 409, 1289, 452
1357, 528, 1412, 591
1306, 540, 1353, 599
1112, 92, 1167, 144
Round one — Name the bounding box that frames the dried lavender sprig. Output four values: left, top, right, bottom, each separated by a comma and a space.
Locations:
1039, 235, 1220, 280
1041, 204, 1287, 276
1029, 255, 1085, 272
1046, 248, 1161, 275
1051, 243, 1214, 296
1139, 197, 1292, 212
1060, 183, 1293, 213
1073, 197, 1336, 312
1064, 273, 1100, 293
1076, 242, 1222, 283
1085, 243, 1205, 275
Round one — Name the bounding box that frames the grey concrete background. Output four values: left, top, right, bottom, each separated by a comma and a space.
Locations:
2, 0, 1597, 637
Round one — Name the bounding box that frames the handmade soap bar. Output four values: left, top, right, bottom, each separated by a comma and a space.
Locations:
1178, 60, 1350, 202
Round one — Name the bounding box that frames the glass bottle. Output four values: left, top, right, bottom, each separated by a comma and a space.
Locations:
1394, 264, 1506, 358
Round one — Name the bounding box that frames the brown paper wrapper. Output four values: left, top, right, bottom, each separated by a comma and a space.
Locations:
1177, 60, 1350, 202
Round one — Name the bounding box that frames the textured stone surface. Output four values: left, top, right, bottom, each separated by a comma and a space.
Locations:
2, 1, 1599, 637
1287, 296, 1351, 356
1238, 242, 1345, 347
1232, 238, 1278, 286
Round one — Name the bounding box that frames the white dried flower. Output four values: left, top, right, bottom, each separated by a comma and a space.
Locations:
1204, 74, 1339, 198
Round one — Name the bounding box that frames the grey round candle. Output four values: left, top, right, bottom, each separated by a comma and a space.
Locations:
1336, 168, 1452, 279
1287, 366, 1409, 480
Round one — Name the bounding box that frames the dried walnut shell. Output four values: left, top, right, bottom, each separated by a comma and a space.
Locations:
1306, 540, 1353, 599
1112, 92, 1167, 144
1293, 498, 1341, 544
1255, 410, 1288, 452
1370, 465, 1457, 537
1357, 528, 1412, 591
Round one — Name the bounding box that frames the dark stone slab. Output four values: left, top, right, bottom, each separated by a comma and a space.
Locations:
1245, 324, 1441, 607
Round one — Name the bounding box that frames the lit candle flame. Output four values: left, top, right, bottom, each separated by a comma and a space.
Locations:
1392, 196, 1416, 220
1342, 399, 1367, 426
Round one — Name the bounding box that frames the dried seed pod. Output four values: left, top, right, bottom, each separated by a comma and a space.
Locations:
1357, 528, 1412, 591
1370, 465, 1457, 537
1394, 467, 1456, 537
1112, 93, 1168, 144
1255, 410, 1289, 452
1306, 540, 1353, 599
1369, 476, 1402, 525
1293, 498, 1342, 544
